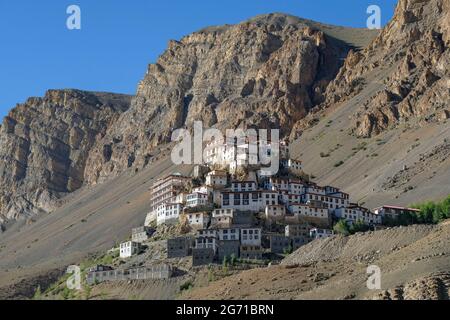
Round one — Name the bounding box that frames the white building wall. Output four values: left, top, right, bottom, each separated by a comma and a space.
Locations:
120, 242, 140, 258
156, 203, 182, 226
241, 228, 262, 246
218, 228, 240, 241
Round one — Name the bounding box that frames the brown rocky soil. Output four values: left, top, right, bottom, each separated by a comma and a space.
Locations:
183, 222, 450, 300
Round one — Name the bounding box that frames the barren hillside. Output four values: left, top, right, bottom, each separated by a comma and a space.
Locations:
290, 0, 450, 208
0, 151, 193, 296
0, 0, 448, 300
184, 221, 450, 300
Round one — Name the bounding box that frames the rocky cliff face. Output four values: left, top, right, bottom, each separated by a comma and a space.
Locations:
0, 90, 131, 224
83, 14, 362, 184
317, 0, 450, 138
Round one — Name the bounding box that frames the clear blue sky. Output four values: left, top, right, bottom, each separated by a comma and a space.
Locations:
0, 0, 398, 119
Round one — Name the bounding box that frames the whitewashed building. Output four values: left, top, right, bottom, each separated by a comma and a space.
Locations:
265, 177, 290, 192
289, 204, 329, 219
146, 174, 190, 224
120, 241, 141, 258
173, 192, 187, 205
186, 192, 209, 208
335, 206, 382, 225
241, 228, 262, 246
285, 223, 311, 238
218, 228, 240, 241
231, 181, 257, 192
279, 193, 302, 205
221, 190, 278, 212
205, 170, 228, 188
301, 192, 349, 211
211, 208, 235, 227
265, 204, 286, 221
212, 208, 235, 218
204, 139, 229, 166
289, 180, 307, 195
184, 212, 211, 229
196, 229, 219, 253
156, 203, 183, 226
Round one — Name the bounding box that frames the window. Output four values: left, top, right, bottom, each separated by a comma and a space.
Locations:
243, 194, 249, 205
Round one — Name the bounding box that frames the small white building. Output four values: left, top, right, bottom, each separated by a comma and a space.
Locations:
205, 170, 228, 188
204, 139, 227, 166
279, 193, 301, 205
289, 180, 306, 195
302, 192, 349, 211
156, 203, 183, 226
335, 206, 382, 225
185, 212, 211, 229
211, 208, 235, 227
265, 177, 290, 192
212, 208, 236, 218
309, 228, 334, 240
218, 228, 240, 241
289, 204, 329, 219
305, 185, 326, 195
231, 181, 257, 192
265, 204, 286, 221
173, 192, 187, 205
260, 191, 279, 206
196, 229, 219, 253
236, 143, 258, 166
241, 228, 262, 246
120, 241, 141, 258
186, 192, 209, 208
221, 190, 278, 212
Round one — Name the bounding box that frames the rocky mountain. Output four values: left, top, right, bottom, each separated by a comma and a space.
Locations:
1, 1, 448, 225
293, 0, 449, 138
290, 0, 450, 208
1, 14, 375, 224
83, 14, 377, 185
0, 1, 449, 299
0, 90, 131, 225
